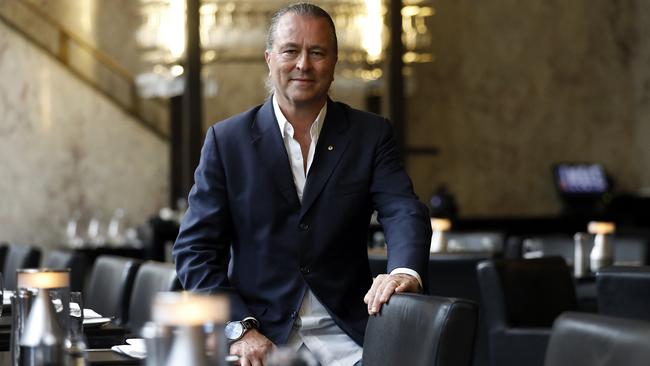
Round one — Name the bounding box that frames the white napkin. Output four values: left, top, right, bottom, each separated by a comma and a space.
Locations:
112, 338, 147, 359
2, 291, 14, 305
83, 308, 102, 319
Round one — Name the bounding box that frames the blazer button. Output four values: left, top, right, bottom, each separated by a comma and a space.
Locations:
298, 223, 310, 232
291, 311, 298, 319
300, 267, 310, 274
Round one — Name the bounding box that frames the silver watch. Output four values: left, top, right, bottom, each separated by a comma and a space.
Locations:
225, 317, 259, 342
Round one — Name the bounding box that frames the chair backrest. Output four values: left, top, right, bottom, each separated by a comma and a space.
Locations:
427, 253, 491, 301
477, 257, 578, 329
597, 266, 650, 321
544, 312, 650, 366
0, 242, 8, 274
43, 249, 89, 292
4, 244, 42, 290
363, 293, 478, 366
128, 261, 181, 331
85, 255, 141, 324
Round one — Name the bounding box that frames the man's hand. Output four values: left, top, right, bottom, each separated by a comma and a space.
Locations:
364, 273, 420, 315
229, 329, 276, 366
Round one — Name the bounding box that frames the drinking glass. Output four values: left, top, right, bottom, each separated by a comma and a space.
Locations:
0, 273, 4, 317
69, 292, 84, 339
66, 291, 88, 363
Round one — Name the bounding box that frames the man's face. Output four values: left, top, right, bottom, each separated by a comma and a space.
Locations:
264, 13, 337, 109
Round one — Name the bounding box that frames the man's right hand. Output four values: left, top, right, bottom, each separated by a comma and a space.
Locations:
229, 329, 276, 366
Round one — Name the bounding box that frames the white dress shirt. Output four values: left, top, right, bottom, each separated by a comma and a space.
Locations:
272, 95, 421, 365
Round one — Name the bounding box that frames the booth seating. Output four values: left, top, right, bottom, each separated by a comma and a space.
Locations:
85, 255, 141, 325
3, 243, 41, 290
363, 293, 478, 366
544, 312, 650, 366
477, 257, 578, 366
127, 261, 181, 332
596, 266, 650, 322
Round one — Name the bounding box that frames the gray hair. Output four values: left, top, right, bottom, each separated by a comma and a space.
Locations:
265, 3, 338, 96
266, 3, 338, 53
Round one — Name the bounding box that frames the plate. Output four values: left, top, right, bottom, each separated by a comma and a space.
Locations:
126, 338, 146, 349
83, 317, 112, 328
111, 345, 146, 359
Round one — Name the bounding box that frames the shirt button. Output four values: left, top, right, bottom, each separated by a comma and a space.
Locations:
298, 223, 310, 231
300, 267, 310, 274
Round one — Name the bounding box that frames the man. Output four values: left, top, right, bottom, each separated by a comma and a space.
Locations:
173, 3, 431, 365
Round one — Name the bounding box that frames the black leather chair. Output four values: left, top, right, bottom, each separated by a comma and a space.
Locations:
363, 293, 478, 366
597, 266, 650, 321
4, 243, 41, 290
43, 249, 89, 292
477, 257, 578, 366
544, 312, 650, 366
85, 255, 141, 324
127, 261, 181, 331
369, 252, 492, 366
0, 242, 8, 273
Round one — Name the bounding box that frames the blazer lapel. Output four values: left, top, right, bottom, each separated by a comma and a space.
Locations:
300, 99, 351, 217
250, 99, 300, 208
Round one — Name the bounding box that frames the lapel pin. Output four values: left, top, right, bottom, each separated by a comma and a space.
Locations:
327, 145, 334, 151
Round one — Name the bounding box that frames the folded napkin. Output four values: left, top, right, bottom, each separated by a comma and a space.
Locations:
112, 338, 147, 359
2, 291, 14, 306
83, 308, 102, 319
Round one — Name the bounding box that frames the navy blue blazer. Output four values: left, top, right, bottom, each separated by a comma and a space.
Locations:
173, 98, 431, 346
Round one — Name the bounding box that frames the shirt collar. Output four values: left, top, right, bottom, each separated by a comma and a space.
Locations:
272, 94, 326, 140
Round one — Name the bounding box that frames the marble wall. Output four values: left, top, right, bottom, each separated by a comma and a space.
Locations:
4, 0, 650, 228
407, 0, 650, 216
0, 21, 168, 248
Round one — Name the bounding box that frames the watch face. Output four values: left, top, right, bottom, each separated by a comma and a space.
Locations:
225, 321, 245, 341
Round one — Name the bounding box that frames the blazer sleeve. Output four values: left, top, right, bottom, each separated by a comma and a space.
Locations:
370, 119, 432, 289
172, 126, 251, 318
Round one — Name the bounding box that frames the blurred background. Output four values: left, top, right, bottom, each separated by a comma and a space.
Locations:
2, 0, 650, 250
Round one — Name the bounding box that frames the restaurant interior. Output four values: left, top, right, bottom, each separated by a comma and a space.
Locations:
2, 0, 650, 365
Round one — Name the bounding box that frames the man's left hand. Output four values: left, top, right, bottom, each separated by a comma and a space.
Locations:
363, 273, 420, 315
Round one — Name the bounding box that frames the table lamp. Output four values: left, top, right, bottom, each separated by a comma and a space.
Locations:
14, 269, 71, 366
430, 218, 452, 253
588, 221, 616, 271
152, 292, 229, 366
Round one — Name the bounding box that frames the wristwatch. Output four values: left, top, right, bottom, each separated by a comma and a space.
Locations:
225, 317, 259, 342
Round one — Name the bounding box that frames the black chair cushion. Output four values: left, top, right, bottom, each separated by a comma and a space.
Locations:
597, 266, 650, 321
495, 257, 577, 327
363, 293, 478, 366
85, 256, 141, 324
4, 244, 41, 290
545, 312, 650, 366
128, 261, 181, 331
0, 243, 7, 273
43, 249, 89, 292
